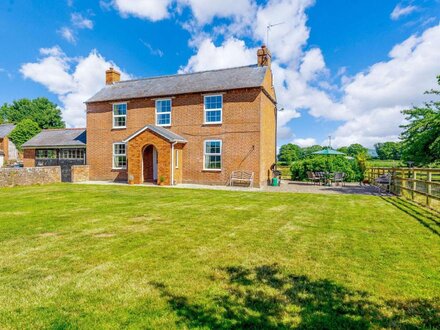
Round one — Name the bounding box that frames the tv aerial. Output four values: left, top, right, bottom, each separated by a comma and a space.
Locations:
266, 22, 285, 48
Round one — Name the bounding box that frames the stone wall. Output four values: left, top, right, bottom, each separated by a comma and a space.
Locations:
0, 166, 61, 187
71, 165, 90, 182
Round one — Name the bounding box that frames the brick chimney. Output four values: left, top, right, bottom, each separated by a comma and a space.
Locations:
257, 45, 271, 67
105, 67, 121, 85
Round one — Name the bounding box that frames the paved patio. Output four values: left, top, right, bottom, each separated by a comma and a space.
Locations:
77, 180, 390, 196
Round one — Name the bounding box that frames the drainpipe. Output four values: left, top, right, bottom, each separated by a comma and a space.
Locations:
171, 141, 177, 186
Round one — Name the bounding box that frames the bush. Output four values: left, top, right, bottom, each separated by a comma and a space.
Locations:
290, 156, 363, 182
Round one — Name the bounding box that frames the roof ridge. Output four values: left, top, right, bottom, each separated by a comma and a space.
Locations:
42, 128, 85, 131
114, 64, 261, 84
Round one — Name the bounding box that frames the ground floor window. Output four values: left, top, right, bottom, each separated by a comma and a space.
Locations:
36, 149, 57, 159
204, 140, 222, 170
113, 143, 127, 169
60, 149, 85, 160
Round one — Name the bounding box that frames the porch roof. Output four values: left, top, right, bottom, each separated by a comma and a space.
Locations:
123, 125, 187, 144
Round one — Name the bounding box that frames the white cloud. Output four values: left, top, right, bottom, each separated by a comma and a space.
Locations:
58, 27, 76, 44
299, 48, 326, 81
292, 137, 317, 147
391, 3, 418, 20
113, 0, 172, 21
140, 39, 164, 57
254, 0, 315, 64
180, 0, 254, 24
20, 46, 130, 127
332, 24, 440, 146
71, 13, 94, 29
179, 38, 256, 73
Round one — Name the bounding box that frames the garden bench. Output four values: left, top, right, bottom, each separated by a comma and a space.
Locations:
229, 170, 254, 187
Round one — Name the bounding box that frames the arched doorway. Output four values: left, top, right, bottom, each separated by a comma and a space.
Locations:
142, 145, 158, 183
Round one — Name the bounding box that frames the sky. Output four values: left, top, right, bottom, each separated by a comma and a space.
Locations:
1, 0, 440, 148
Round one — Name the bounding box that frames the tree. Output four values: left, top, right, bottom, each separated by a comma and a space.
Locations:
300, 145, 323, 158
374, 142, 402, 160
8, 119, 41, 150
0, 98, 64, 129
278, 143, 301, 164
337, 146, 348, 154
400, 76, 440, 165
347, 144, 368, 157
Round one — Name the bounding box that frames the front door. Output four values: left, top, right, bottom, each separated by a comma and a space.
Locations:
143, 145, 158, 182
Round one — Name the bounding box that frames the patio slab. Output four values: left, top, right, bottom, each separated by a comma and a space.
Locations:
76, 180, 389, 196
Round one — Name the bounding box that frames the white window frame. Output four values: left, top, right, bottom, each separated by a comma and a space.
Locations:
155, 99, 172, 127
204, 95, 223, 124
112, 102, 127, 129
203, 140, 222, 171
112, 142, 127, 170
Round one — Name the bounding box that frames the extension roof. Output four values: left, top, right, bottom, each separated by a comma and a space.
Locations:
22, 128, 86, 149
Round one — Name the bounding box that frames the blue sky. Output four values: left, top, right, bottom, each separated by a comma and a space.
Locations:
1, 0, 440, 148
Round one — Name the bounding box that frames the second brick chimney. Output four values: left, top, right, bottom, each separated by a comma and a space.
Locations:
257, 45, 271, 67
106, 67, 121, 85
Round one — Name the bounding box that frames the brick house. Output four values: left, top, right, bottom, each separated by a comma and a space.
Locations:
85, 46, 277, 187
0, 124, 19, 167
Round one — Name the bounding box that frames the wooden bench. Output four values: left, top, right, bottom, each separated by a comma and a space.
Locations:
229, 171, 254, 187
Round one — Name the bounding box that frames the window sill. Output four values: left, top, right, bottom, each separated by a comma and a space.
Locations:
203, 122, 222, 125
112, 127, 126, 130
202, 169, 222, 172
156, 124, 172, 128
112, 168, 127, 171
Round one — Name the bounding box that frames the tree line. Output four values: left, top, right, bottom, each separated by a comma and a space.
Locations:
0, 98, 65, 149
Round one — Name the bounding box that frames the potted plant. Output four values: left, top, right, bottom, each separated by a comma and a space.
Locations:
159, 175, 165, 186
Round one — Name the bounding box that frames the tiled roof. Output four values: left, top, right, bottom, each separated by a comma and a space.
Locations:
87, 65, 268, 103
0, 124, 15, 138
123, 125, 187, 143
22, 128, 86, 148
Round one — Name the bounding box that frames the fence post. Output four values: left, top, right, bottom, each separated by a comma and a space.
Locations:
412, 170, 417, 202
427, 171, 432, 207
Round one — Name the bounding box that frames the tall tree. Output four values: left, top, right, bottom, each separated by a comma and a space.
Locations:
8, 119, 41, 150
400, 76, 440, 165
0, 98, 65, 129
301, 145, 323, 158
278, 143, 301, 164
347, 144, 368, 157
374, 142, 402, 160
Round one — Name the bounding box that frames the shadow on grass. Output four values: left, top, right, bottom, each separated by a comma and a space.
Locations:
151, 264, 439, 329
381, 197, 440, 237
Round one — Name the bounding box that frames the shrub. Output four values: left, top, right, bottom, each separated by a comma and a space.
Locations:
290, 156, 363, 182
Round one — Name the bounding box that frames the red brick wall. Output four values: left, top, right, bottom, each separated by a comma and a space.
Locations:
86, 86, 274, 187
23, 149, 36, 167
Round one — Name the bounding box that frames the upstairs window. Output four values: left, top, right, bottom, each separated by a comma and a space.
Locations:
156, 99, 172, 126
113, 103, 127, 128
204, 95, 222, 124
113, 143, 127, 169
204, 140, 222, 170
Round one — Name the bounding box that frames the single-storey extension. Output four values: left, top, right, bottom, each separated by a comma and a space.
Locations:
22, 128, 86, 182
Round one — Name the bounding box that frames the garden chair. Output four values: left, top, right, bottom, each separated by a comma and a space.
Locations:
375, 173, 392, 192
333, 172, 346, 186
307, 171, 320, 185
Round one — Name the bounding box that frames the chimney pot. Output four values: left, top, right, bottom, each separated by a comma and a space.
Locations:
106, 67, 121, 85
257, 45, 271, 67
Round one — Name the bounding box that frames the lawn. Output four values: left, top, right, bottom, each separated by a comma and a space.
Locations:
0, 184, 439, 329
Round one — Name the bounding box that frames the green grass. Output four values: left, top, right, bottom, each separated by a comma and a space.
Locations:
0, 184, 439, 329
366, 159, 405, 168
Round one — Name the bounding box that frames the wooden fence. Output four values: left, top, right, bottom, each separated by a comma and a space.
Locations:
366, 167, 440, 210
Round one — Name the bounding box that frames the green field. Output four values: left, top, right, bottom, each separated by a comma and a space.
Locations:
0, 184, 439, 329
366, 159, 405, 168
